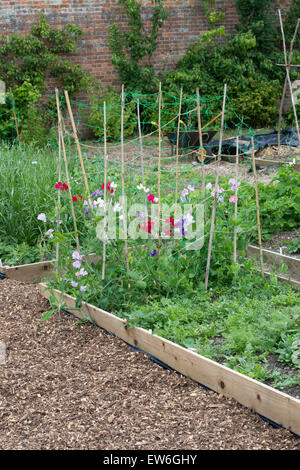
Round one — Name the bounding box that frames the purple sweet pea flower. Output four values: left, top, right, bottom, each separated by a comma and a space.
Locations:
80, 285, 87, 292
91, 189, 102, 198
72, 251, 83, 261
150, 249, 158, 257
71, 281, 78, 288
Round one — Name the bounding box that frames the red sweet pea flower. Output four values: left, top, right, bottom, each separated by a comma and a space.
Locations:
72, 195, 83, 203
55, 182, 69, 191
140, 217, 155, 234
148, 194, 155, 203
165, 217, 175, 227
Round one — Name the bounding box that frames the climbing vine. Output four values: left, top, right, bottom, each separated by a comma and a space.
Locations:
108, 0, 168, 92
0, 14, 94, 144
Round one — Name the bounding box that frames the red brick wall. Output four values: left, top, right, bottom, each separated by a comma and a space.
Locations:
0, 0, 241, 90
0, 0, 293, 97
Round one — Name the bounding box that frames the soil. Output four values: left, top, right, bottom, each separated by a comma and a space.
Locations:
262, 229, 300, 259
82, 138, 279, 186
256, 145, 300, 163
0, 278, 299, 450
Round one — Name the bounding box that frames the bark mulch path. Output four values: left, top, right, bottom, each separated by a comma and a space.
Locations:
0, 278, 299, 450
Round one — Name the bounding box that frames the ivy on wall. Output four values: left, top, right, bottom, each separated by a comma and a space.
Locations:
0, 14, 94, 144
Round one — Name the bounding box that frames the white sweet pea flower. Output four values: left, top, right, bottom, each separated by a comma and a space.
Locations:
95, 197, 105, 208
185, 213, 195, 226
113, 202, 122, 212
37, 213, 47, 223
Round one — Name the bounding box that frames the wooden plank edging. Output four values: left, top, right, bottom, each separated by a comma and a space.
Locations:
246, 245, 300, 284
2, 248, 299, 287
38, 282, 300, 436
0, 254, 100, 283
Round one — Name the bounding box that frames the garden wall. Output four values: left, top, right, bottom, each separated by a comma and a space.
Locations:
0, 0, 251, 90
0, 1, 292, 90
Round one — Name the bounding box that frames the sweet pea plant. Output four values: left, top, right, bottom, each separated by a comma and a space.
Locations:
34, 161, 300, 392
37, 164, 258, 317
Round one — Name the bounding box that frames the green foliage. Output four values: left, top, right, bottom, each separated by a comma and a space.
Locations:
164, 29, 297, 127
235, 0, 278, 53
287, 236, 300, 255
239, 166, 300, 241
284, 0, 300, 47
0, 237, 41, 266
86, 88, 137, 141
108, 0, 168, 92
0, 14, 93, 145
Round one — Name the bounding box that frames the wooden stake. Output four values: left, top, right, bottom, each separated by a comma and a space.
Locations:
251, 136, 264, 277
64, 90, 90, 195
278, 10, 300, 146
157, 82, 162, 255
56, 126, 62, 262
278, 18, 300, 150
137, 97, 146, 207
175, 88, 183, 206
196, 88, 205, 201
10, 88, 20, 145
233, 135, 239, 264
121, 85, 129, 273
55, 89, 80, 251
205, 84, 227, 291
102, 101, 108, 281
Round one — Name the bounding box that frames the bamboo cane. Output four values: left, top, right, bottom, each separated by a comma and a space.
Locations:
55, 89, 80, 251
64, 90, 90, 195
121, 85, 129, 273
175, 88, 183, 207
205, 84, 227, 291
102, 101, 108, 281
233, 135, 239, 264
196, 88, 205, 201
251, 136, 264, 277
137, 97, 146, 207
278, 18, 300, 151
10, 88, 20, 146
56, 124, 62, 262
278, 10, 300, 146
157, 82, 162, 255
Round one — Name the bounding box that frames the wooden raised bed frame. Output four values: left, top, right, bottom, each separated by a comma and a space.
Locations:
1, 251, 300, 436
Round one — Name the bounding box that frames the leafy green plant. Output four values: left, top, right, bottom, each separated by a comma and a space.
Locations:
286, 237, 300, 255
0, 14, 93, 144
108, 0, 168, 93
235, 0, 279, 53
86, 88, 137, 141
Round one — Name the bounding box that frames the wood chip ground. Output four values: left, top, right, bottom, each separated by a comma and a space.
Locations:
0, 278, 299, 450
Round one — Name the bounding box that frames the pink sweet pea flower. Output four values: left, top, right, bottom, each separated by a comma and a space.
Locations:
229, 195, 238, 203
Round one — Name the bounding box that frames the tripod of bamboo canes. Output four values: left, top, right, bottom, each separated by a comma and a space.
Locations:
278, 16, 300, 151
278, 10, 300, 147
